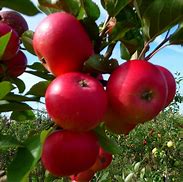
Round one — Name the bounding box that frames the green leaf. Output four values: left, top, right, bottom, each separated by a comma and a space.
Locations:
95, 126, 121, 154
135, 0, 183, 40
21, 31, 36, 55
4, 93, 40, 102
120, 43, 131, 60
40, 129, 52, 144
170, 24, 183, 45
24, 134, 42, 167
0, 32, 11, 60
10, 77, 26, 93
7, 147, 34, 182
82, 0, 100, 21
101, 0, 130, 17
0, 0, 40, 16
0, 81, 14, 100
26, 81, 50, 97
38, 0, 81, 16
27, 62, 48, 72
11, 110, 36, 121
80, 18, 99, 42
0, 134, 22, 150
38, 4, 60, 15
83, 54, 119, 74
0, 101, 32, 113
26, 70, 55, 80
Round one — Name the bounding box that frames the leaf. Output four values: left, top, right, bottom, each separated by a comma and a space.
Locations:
120, 43, 131, 60
0, 0, 40, 16
80, 18, 99, 42
38, 0, 81, 16
101, 0, 130, 17
170, 24, 183, 45
26, 81, 50, 97
26, 70, 55, 80
38, 4, 60, 15
10, 77, 26, 93
135, 0, 183, 40
95, 126, 121, 154
0, 101, 32, 113
0, 81, 14, 100
4, 93, 40, 102
82, 0, 100, 21
7, 147, 34, 182
24, 134, 42, 167
21, 31, 36, 55
83, 54, 119, 74
0, 134, 22, 150
27, 62, 48, 72
0, 32, 11, 60
11, 110, 36, 121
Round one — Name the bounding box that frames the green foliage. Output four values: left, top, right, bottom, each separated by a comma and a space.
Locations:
0, 0, 183, 181
0, 32, 11, 59
0, 0, 40, 16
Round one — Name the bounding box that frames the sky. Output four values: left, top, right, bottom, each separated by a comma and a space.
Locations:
3, 0, 183, 113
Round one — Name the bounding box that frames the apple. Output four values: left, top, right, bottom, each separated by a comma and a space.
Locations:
0, 22, 19, 60
104, 106, 137, 134
156, 65, 176, 108
33, 12, 94, 76
106, 60, 168, 124
41, 130, 99, 177
0, 10, 28, 36
90, 147, 112, 172
0, 50, 27, 77
70, 169, 95, 182
45, 72, 107, 132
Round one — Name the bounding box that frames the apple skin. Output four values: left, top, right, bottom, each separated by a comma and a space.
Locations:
106, 60, 168, 124
0, 50, 27, 77
45, 72, 107, 132
41, 130, 99, 177
0, 11, 28, 36
90, 147, 112, 172
104, 106, 137, 134
0, 22, 19, 60
70, 169, 95, 182
33, 12, 94, 76
156, 65, 176, 108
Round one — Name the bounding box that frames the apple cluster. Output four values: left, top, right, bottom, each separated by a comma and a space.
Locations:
0, 11, 28, 79
33, 12, 176, 181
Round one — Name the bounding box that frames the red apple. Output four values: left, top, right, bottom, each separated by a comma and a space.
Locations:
156, 65, 176, 108
0, 22, 19, 60
106, 60, 168, 124
45, 72, 107, 132
90, 147, 112, 172
104, 106, 137, 134
41, 130, 99, 177
0, 10, 28, 36
0, 50, 27, 77
33, 12, 94, 76
70, 169, 95, 182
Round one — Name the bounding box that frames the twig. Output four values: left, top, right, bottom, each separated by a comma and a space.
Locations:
145, 44, 168, 61
145, 38, 170, 61
138, 40, 152, 60
103, 43, 116, 61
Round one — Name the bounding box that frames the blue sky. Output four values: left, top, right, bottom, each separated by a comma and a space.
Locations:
7, 0, 183, 113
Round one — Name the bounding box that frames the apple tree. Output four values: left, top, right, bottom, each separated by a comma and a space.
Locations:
0, 0, 183, 181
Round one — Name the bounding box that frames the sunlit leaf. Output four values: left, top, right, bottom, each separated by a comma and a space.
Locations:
0, 0, 40, 16
0, 32, 11, 60
0, 81, 14, 100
